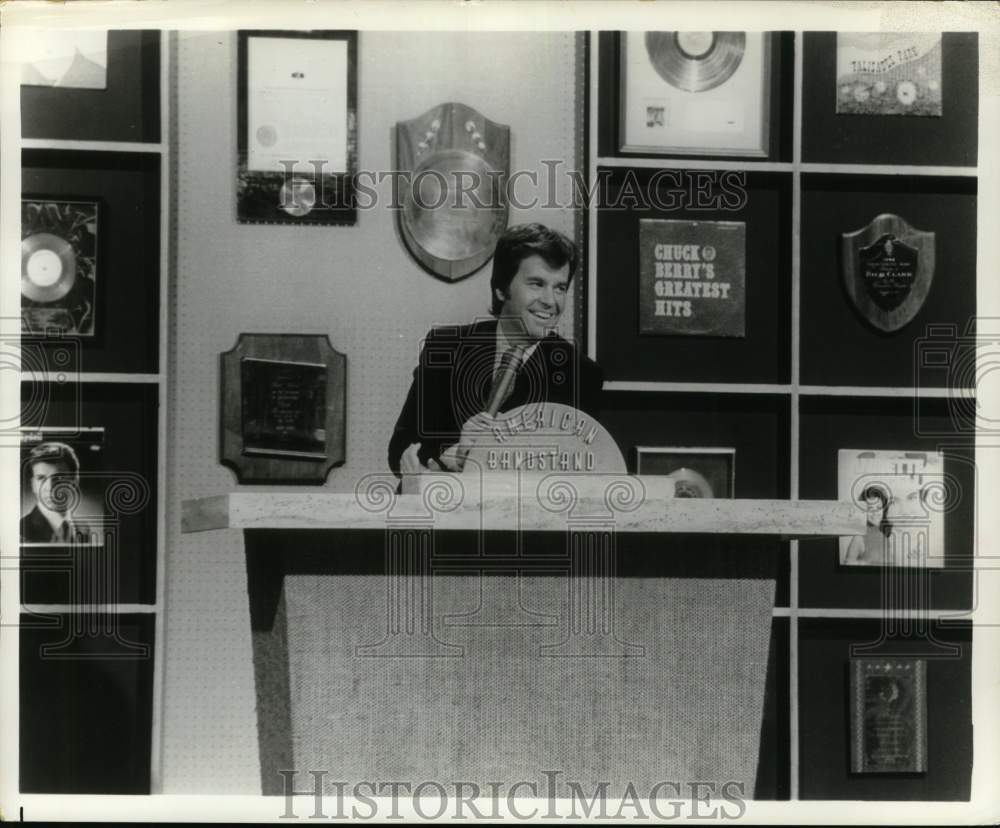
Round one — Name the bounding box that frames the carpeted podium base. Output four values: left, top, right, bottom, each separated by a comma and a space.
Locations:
249, 556, 774, 798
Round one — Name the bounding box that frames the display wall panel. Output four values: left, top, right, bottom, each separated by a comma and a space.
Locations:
19, 382, 159, 605
19, 613, 155, 793
595, 170, 792, 384
801, 32, 977, 167
597, 32, 795, 162
600, 391, 790, 603
800, 174, 976, 388
798, 397, 973, 610
798, 619, 971, 800
22, 150, 162, 374
21, 30, 161, 143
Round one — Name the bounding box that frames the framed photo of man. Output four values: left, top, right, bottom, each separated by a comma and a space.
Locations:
20, 427, 106, 547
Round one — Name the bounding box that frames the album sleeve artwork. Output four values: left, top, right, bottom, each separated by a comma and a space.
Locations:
838, 449, 946, 568
21, 199, 99, 337
835, 33, 942, 117
20, 427, 106, 547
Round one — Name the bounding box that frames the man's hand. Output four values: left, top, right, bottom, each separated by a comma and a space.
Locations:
399, 443, 445, 494
444, 412, 499, 472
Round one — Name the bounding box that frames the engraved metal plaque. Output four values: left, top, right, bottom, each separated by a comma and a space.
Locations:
842, 213, 935, 332
396, 102, 510, 281
221, 334, 346, 484
850, 658, 928, 774
240, 358, 328, 460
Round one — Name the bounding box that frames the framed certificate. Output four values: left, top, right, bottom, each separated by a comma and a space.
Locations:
237, 30, 358, 225
619, 31, 771, 157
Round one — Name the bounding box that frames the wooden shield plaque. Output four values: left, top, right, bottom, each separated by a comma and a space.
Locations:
396, 102, 510, 281
220, 333, 346, 484
841, 213, 935, 332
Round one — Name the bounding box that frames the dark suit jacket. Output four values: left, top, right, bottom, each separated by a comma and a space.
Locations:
388, 318, 604, 475
20, 505, 95, 544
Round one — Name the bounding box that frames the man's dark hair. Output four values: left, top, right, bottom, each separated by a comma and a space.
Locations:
27, 441, 80, 478
490, 223, 578, 315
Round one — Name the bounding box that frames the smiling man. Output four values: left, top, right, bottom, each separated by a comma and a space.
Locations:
20, 441, 96, 545
388, 223, 604, 484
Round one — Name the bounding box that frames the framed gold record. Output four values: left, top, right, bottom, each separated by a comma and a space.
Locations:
619, 31, 771, 157
20, 198, 99, 337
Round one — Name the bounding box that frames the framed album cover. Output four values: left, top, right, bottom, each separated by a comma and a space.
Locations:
237, 30, 358, 225
619, 31, 771, 157
835, 33, 942, 117
638, 218, 746, 337
21, 198, 100, 338
837, 448, 946, 569
20, 427, 106, 547
635, 446, 735, 498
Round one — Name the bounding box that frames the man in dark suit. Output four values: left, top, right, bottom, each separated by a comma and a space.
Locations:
21, 441, 96, 544
388, 223, 603, 485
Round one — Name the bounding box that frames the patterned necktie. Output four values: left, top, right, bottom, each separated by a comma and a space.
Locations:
486, 345, 526, 416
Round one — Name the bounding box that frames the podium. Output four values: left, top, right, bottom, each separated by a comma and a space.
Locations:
183, 471, 862, 797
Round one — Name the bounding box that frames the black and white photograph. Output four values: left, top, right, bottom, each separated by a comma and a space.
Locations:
0, 1, 996, 824
19, 427, 105, 547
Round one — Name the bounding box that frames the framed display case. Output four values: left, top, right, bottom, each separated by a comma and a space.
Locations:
798, 620, 970, 800
20, 29, 161, 143
19, 613, 155, 793
797, 396, 974, 610
19, 382, 160, 606
594, 168, 792, 384
598, 31, 794, 162
799, 174, 976, 388
590, 29, 979, 800
22, 150, 162, 374
801, 32, 978, 167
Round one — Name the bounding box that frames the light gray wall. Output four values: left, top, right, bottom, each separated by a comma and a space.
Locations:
162, 30, 580, 792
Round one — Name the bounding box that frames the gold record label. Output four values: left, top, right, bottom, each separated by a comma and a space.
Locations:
21, 232, 76, 302
645, 31, 746, 93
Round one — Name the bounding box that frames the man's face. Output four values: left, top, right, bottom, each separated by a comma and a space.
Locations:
30, 460, 74, 513
496, 255, 570, 341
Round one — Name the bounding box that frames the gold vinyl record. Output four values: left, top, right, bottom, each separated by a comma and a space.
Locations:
21, 232, 76, 302
645, 32, 746, 93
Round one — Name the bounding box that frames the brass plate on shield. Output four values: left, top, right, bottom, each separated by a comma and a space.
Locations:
396, 102, 510, 282
841, 213, 935, 333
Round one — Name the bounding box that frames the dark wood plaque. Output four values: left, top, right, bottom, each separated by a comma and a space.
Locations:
221, 334, 346, 484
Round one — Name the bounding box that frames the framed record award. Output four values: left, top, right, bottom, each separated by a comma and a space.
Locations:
21, 199, 100, 337
620, 31, 771, 157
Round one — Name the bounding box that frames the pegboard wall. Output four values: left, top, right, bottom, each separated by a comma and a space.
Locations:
161, 31, 581, 793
